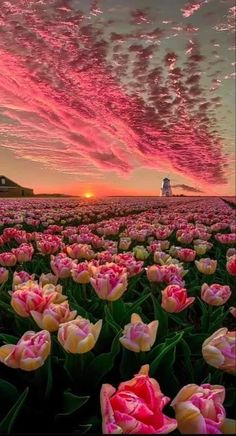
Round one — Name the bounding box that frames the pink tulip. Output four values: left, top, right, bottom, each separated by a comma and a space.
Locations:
97, 251, 114, 264
65, 243, 94, 260
202, 328, 236, 375
215, 233, 236, 245
119, 237, 132, 250
50, 253, 75, 279
171, 383, 226, 434
39, 273, 58, 287
176, 231, 194, 244
100, 365, 177, 434
195, 258, 217, 275
12, 271, 35, 287
90, 263, 128, 301
31, 301, 77, 332
229, 306, 236, 318
41, 283, 67, 304
36, 235, 62, 255
114, 253, 143, 277
58, 316, 102, 353
148, 240, 170, 251
0, 252, 17, 267
0, 330, 51, 371
103, 240, 118, 254
71, 262, 92, 284
119, 314, 158, 352
201, 283, 231, 306
161, 284, 195, 313
0, 267, 9, 285
146, 265, 166, 282
155, 227, 173, 240
226, 255, 236, 275
12, 243, 34, 263
176, 248, 196, 262
226, 248, 236, 259
147, 264, 187, 284
10, 281, 57, 317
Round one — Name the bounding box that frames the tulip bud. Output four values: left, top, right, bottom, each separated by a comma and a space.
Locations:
39, 273, 58, 287
202, 328, 236, 375
0, 267, 9, 285
0, 330, 51, 371
90, 263, 128, 301
171, 383, 226, 434
58, 316, 102, 353
100, 365, 177, 434
71, 262, 92, 284
226, 255, 236, 275
201, 283, 231, 306
161, 284, 195, 313
195, 258, 217, 275
119, 313, 158, 352
12, 271, 35, 287
0, 252, 17, 267
31, 301, 77, 332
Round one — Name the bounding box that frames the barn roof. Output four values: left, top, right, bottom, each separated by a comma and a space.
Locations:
0, 176, 32, 190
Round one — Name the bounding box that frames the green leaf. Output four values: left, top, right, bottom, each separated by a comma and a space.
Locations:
119, 348, 139, 379
0, 387, 29, 434
104, 305, 121, 334
0, 300, 15, 313
224, 388, 236, 407
0, 379, 18, 414
44, 355, 53, 400
151, 294, 168, 337
56, 391, 89, 417
84, 333, 121, 387
0, 334, 18, 344
187, 333, 208, 355
178, 338, 194, 381
109, 300, 127, 325
73, 424, 92, 434
150, 332, 184, 376
127, 292, 151, 317
167, 313, 189, 327
198, 298, 209, 332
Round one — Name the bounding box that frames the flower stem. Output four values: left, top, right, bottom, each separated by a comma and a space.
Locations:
82, 283, 89, 303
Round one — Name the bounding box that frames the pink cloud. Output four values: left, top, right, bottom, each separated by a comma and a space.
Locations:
0, 0, 233, 192
181, 1, 209, 18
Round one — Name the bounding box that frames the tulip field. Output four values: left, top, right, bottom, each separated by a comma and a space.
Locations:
0, 196, 235, 434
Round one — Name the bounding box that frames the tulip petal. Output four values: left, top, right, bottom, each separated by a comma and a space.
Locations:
100, 384, 123, 434
131, 313, 143, 324
221, 418, 236, 434
0, 344, 15, 363
174, 401, 206, 434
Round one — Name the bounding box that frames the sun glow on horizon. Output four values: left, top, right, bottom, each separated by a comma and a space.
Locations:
83, 192, 94, 198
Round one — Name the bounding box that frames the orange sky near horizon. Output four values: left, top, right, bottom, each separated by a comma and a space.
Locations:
1, 147, 234, 197
0, 0, 235, 198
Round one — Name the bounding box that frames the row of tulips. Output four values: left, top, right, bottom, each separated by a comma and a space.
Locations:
0, 326, 235, 433
0, 196, 235, 434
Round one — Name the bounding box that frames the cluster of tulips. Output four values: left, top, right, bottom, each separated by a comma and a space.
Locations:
0, 196, 235, 434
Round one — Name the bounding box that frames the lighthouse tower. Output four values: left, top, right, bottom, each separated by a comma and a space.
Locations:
161, 177, 172, 197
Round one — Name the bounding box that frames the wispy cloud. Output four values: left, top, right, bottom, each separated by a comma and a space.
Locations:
172, 184, 204, 193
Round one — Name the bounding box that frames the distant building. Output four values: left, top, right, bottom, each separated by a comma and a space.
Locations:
0, 176, 34, 197
161, 177, 172, 197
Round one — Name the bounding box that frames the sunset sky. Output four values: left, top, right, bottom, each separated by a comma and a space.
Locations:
0, 0, 235, 197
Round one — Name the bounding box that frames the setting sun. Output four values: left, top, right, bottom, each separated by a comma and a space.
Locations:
84, 192, 94, 198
